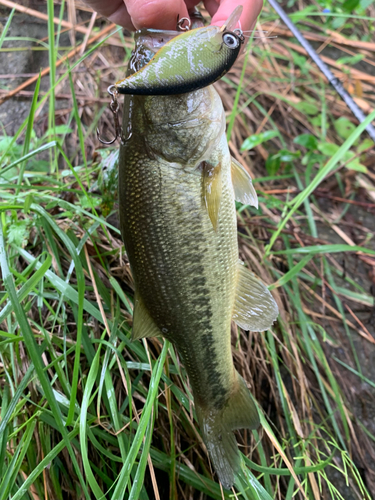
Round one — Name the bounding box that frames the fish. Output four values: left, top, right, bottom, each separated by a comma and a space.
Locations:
115, 6, 244, 96
118, 13, 279, 489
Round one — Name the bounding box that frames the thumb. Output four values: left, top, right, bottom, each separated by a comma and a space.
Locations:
209, 0, 263, 31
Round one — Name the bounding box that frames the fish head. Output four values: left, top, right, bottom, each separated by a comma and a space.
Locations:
141, 86, 225, 166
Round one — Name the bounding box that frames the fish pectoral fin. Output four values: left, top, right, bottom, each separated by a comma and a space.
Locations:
231, 157, 258, 208
201, 161, 222, 230
132, 292, 161, 341
233, 261, 278, 332
196, 373, 259, 490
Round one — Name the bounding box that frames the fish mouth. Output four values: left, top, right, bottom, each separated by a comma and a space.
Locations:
135, 28, 179, 36
134, 28, 180, 55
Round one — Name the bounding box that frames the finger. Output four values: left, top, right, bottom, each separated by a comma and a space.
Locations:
202, 0, 221, 18
208, 0, 263, 31
184, 0, 202, 10
83, 0, 135, 30
125, 0, 189, 30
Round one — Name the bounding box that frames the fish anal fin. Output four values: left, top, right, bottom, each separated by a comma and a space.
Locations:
231, 157, 258, 208
201, 161, 222, 230
226, 375, 260, 430
233, 261, 278, 332
196, 372, 259, 489
132, 292, 161, 341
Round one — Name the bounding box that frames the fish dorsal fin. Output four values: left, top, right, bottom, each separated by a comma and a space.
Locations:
231, 157, 258, 208
201, 161, 222, 230
233, 261, 278, 331
132, 292, 161, 341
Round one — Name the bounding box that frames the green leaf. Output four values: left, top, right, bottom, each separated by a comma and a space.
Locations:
279, 149, 300, 162
1, 141, 58, 179
241, 130, 278, 151
317, 142, 340, 156
16, 74, 41, 196
265, 154, 281, 175
346, 160, 367, 172
273, 244, 375, 256
17, 247, 103, 324
301, 152, 325, 166
0, 253, 52, 323
80, 344, 105, 499
43, 125, 73, 136
0, 8, 15, 49
294, 134, 318, 150
0, 364, 34, 436
294, 101, 319, 115
265, 148, 299, 176
310, 113, 328, 128
334, 117, 356, 139
236, 468, 274, 500
128, 417, 155, 500
269, 254, 314, 289
356, 138, 373, 153
337, 53, 364, 66
343, 150, 355, 161
289, 52, 309, 74
6, 219, 30, 248
342, 0, 360, 11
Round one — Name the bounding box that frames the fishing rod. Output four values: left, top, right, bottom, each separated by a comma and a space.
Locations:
267, 0, 375, 143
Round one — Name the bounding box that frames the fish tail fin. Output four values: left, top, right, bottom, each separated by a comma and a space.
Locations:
196, 372, 260, 489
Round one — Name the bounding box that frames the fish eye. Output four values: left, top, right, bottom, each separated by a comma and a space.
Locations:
222, 33, 239, 49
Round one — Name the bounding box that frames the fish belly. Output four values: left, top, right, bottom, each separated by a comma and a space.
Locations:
119, 144, 238, 410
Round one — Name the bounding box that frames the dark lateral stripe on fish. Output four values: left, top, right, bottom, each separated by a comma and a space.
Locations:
200, 331, 228, 409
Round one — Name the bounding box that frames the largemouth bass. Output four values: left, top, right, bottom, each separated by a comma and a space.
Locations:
118, 23, 278, 489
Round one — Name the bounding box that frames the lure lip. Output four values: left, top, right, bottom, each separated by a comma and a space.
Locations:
220, 4, 243, 32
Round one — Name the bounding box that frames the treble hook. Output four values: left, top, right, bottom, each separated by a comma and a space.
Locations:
97, 85, 132, 145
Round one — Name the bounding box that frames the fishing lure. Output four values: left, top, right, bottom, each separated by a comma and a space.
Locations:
115, 6, 245, 96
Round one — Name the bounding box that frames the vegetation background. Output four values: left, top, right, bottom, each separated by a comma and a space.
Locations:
0, 0, 375, 499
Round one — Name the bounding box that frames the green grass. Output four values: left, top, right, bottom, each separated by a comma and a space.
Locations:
1, 1, 375, 499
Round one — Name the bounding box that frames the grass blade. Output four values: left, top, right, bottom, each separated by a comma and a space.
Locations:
0, 220, 91, 499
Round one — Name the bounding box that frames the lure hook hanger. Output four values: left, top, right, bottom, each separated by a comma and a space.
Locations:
177, 16, 191, 31
97, 85, 132, 145
233, 28, 245, 43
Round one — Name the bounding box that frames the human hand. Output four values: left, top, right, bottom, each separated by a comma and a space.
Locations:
84, 0, 263, 33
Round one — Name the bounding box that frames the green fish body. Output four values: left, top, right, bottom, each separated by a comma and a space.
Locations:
119, 27, 278, 489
